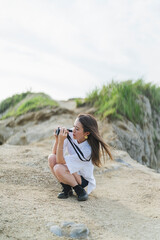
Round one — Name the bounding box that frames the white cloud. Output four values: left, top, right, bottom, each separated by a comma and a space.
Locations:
0, 0, 160, 101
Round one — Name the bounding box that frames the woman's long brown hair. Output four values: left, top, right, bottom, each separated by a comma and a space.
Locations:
78, 113, 113, 167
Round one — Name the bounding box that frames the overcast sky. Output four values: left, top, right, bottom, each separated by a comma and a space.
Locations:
0, 0, 160, 101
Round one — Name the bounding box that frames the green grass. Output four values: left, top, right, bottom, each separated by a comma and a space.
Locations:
84, 79, 160, 125
75, 98, 86, 107
0, 92, 58, 119
0, 91, 31, 114
134, 79, 160, 113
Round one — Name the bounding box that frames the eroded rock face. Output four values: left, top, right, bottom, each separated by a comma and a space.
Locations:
0, 98, 159, 172
0, 107, 75, 145
111, 95, 160, 172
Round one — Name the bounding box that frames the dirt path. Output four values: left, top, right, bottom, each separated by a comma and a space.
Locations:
0, 137, 160, 240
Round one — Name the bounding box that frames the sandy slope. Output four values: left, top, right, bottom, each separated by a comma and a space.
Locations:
0, 101, 160, 240
0, 137, 160, 240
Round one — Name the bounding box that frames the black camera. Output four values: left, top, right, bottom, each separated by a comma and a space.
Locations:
55, 127, 72, 136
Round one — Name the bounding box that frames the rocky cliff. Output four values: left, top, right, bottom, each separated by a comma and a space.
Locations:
110, 95, 160, 173
0, 97, 160, 173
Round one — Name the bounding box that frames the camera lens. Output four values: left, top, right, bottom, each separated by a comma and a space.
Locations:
55, 128, 72, 136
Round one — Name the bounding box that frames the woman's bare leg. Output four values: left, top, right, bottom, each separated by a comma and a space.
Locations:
48, 154, 57, 177
54, 164, 88, 201
48, 154, 81, 184
72, 173, 82, 185
54, 164, 81, 186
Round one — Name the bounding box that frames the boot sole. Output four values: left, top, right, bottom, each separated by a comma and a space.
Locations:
58, 191, 73, 199
78, 193, 88, 201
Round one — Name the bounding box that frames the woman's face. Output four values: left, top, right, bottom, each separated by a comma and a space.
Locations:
73, 118, 87, 143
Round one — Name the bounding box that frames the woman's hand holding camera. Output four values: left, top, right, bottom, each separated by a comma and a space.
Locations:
54, 129, 58, 141
58, 127, 68, 142
53, 127, 67, 164
54, 127, 68, 142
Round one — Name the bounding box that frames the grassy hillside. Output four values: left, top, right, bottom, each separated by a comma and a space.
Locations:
0, 92, 58, 119
77, 79, 160, 126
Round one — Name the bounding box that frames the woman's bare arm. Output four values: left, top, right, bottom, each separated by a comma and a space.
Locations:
56, 127, 68, 164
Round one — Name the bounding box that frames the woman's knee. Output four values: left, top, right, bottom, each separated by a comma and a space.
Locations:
54, 164, 65, 177
48, 154, 57, 168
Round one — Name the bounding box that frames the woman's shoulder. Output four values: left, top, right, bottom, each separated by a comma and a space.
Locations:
80, 141, 91, 155
67, 132, 91, 153
77, 139, 90, 148
84, 140, 91, 149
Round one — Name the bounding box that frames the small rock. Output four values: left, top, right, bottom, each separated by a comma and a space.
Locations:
50, 225, 62, 237
61, 221, 75, 228
49, 222, 89, 239
115, 158, 132, 167
70, 223, 89, 239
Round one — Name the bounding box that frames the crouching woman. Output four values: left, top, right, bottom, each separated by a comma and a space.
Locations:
48, 113, 113, 201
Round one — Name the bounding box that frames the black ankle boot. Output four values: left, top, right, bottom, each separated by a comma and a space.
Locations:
58, 183, 73, 199
73, 185, 88, 201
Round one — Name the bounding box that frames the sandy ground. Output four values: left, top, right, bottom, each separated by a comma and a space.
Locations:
0, 101, 160, 239
0, 137, 160, 240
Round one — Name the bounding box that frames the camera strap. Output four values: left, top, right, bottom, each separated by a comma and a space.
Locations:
67, 135, 91, 162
